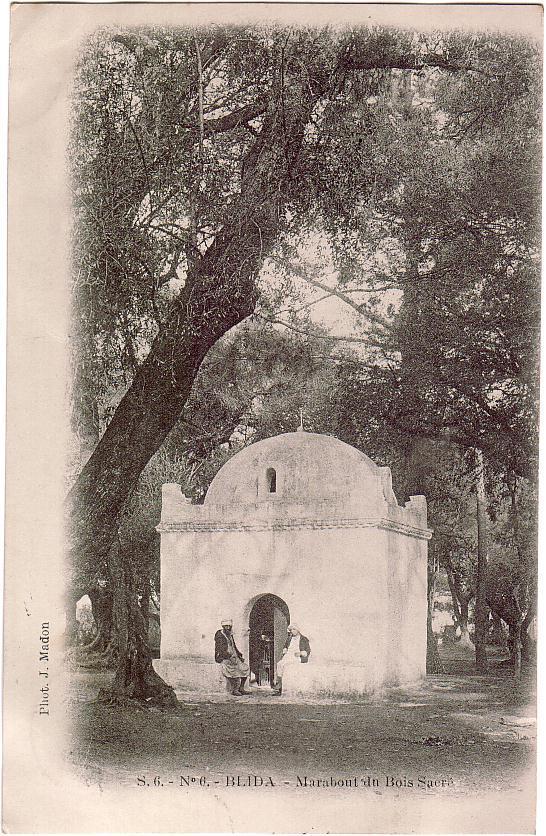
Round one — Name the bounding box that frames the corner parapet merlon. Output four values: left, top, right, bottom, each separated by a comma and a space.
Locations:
377, 466, 398, 507
404, 494, 428, 523
160, 482, 192, 523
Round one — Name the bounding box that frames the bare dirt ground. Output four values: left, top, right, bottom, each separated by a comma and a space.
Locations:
68, 644, 535, 801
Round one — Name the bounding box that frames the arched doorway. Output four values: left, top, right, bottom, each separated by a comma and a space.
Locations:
248, 594, 290, 687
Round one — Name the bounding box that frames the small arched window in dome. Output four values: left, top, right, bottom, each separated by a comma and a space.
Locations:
266, 467, 277, 493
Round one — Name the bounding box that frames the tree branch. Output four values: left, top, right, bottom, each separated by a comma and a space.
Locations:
203, 96, 269, 136
340, 50, 489, 77
272, 257, 391, 329
194, 36, 205, 162
255, 313, 387, 347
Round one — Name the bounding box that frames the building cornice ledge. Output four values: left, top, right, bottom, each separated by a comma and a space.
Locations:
156, 516, 433, 540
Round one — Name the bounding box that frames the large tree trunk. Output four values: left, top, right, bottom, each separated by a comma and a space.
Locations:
396, 432, 442, 673
474, 449, 489, 672
68, 77, 327, 703
97, 541, 177, 706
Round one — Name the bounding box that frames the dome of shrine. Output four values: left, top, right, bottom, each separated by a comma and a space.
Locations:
204, 431, 389, 508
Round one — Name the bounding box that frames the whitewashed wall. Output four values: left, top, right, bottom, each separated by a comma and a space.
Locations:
154, 432, 431, 696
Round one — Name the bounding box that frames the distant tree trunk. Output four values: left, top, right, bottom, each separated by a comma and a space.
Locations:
426, 559, 444, 674
446, 568, 462, 625
474, 449, 489, 672
507, 477, 522, 680
139, 574, 151, 644
507, 477, 535, 676
508, 621, 523, 680
490, 612, 507, 648
87, 584, 115, 657
68, 395, 102, 652
64, 587, 81, 647
458, 601, 473, 647
445, 565, 473, 648
521, 608, 535, 662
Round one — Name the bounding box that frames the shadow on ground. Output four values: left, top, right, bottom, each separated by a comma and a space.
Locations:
67, 644, 535, 798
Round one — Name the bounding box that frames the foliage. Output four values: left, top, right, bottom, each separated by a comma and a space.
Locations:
486, 477, 538, 628
70, 26, 541, 475
68, 23, 541, 692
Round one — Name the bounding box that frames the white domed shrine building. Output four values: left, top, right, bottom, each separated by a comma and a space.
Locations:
154, 431, 431, 697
